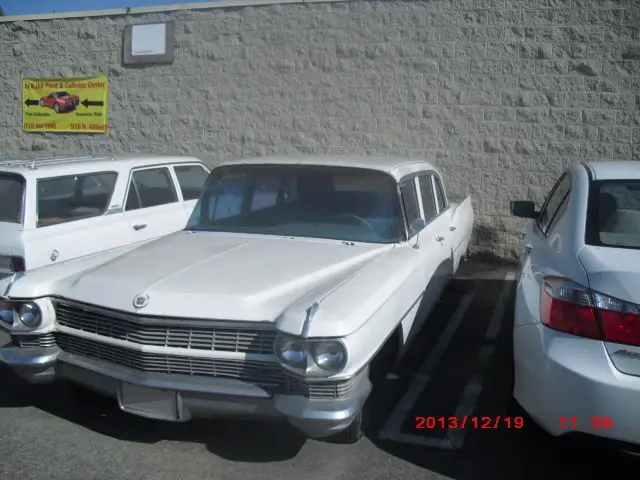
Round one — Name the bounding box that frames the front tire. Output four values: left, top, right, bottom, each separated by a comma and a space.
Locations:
54, 103, 60, 113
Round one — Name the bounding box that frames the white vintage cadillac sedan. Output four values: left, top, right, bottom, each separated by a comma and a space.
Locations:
0, 155, 473, 443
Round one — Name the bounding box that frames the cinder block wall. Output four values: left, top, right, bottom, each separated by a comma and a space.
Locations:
0, 0, 638, 258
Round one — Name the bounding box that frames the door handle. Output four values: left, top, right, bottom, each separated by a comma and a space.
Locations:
133, 224, 147, 231
436, 236, 445, 242
449, 226, 456, 231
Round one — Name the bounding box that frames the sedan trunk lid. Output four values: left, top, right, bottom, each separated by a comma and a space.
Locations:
578, 245, 640, 377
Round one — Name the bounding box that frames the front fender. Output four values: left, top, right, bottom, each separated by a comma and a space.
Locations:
5, 243, 143, 300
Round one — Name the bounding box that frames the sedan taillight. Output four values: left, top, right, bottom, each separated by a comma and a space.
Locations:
541, 276, 640, 347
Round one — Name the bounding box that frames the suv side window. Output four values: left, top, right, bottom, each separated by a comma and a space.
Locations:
538, 173, 571, 235
174, 164, 209, 201
400, 179, 421, 236
418, 175, 438, 222
125, 167, 178, 211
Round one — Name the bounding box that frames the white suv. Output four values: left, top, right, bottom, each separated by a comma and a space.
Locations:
0, 153, 210, 278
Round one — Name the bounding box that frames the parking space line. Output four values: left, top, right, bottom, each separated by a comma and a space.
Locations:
377, 287, 477, 442
378, 272, 516, 449
446, 272, 515, 449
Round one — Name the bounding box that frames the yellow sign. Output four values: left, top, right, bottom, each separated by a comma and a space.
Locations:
22, 76, 108, 133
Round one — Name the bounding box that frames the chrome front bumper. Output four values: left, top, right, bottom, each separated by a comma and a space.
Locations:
0, 344, 371, 439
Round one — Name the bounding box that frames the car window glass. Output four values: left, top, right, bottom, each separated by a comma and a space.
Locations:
400, 180, 421, 234
0, 174, 25, 224
250, 173, 281, 211
37, 172, 117, 227
125, 167, 178, 211
207, 173, 249, 220
538, 174, 570, 234
434, 176, 447, 212
187, 166, 403, 244
174, 165, 209, 201
418, 175, 438, 222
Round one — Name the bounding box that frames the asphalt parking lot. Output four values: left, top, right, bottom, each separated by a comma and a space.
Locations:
1, 259, 638, 480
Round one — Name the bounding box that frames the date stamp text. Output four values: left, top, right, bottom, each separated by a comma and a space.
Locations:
414, 416, 524, 430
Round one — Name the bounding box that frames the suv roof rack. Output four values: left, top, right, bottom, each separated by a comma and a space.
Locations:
0, 154, 115, 170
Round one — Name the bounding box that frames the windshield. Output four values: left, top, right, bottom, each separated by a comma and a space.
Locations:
186, 164, 405, 244
586, 180, 640, 250
0, 174, 25, 224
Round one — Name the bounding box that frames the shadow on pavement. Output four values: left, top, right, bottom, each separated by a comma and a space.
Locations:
0, 351, 306, 462
372, 270, 640, 479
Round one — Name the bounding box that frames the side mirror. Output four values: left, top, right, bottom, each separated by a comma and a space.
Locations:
409, 218, 426, 237
510, 200, 537, 219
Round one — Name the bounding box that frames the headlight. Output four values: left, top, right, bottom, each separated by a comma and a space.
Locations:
275, 334, 347, 376
0, 300, 12, 326
276, 337, 307, 369
312, 341, 347, 372
17, 302, 41, 328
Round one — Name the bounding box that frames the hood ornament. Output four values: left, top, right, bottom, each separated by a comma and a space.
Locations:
133, 293, 149, 309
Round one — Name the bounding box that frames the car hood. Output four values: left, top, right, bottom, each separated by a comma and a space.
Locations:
51, 231, 392, 322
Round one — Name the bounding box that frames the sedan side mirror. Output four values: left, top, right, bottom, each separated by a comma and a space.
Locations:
510, 200, 538, 219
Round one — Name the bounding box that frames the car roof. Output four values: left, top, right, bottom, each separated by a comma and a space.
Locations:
215, 154, 439, 180
0, 153, 204, 179
582, 160, 640, 181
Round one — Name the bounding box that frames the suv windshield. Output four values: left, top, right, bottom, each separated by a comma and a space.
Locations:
586, 180, 640, 250
0, 174, 25, 224
186, 164, 404, 244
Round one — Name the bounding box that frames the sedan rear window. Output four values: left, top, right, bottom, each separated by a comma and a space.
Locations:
37, 172, 117, 227
0, 174, 25, 224
586, 180, 640, 249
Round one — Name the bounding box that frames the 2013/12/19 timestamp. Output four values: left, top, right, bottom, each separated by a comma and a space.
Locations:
559, 417, 614, 429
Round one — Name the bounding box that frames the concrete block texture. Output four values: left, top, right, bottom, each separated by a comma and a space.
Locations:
1, 0, 638, 259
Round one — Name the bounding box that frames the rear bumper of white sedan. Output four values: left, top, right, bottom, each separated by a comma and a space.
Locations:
514, 323, 640, 446
0, 341, 371, 440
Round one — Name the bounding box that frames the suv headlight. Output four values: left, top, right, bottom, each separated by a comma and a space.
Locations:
17, 302, 42, 328
275, 333, 347, 377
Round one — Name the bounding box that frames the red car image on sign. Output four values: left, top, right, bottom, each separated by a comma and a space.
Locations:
39, 91, 80, 113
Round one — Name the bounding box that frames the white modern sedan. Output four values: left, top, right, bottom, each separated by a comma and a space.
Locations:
510, 160, 640, 450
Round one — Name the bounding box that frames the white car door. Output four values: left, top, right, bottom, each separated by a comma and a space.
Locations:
516, 172, 572, 327
123, 166, 189, 244
397, 175, 448, 350
23, 171, 132, 269
171, 163, 210, 219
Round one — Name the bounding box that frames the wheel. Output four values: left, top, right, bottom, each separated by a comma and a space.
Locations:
54, 103, 60, 113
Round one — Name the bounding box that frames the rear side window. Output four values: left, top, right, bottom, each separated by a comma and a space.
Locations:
418, 175, 437, 222
538, 173, 571, 235
0, 174, 25, 224
125, 167, 178, 211
37, 172, 117, 227
174, 164, 209, 201
586, 180, 640, 250
433, 176, 447, 212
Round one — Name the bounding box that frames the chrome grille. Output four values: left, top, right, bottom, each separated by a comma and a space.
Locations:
285, 375, 362, 399
12, 333, 56, 348
55, 333, 284, 387
54, 301, 277, 354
